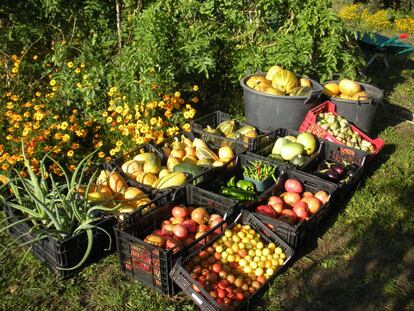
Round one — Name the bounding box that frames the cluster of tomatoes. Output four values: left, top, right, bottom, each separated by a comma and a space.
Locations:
184, 223, 287, 310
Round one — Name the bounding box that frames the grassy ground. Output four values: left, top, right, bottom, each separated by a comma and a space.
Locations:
1, 38, 414, 311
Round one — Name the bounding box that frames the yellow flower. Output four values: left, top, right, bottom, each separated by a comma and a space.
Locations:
193, 85, 199, 91
150, 117, 157, 125
116, 116, 122, 123
62, 134, 70, 142
52, 86, 58, 91
61, 122, 69, 130
77, 82, 82, 89
191, 97, 199, 104
11, 67, 18, 74
174, 91, 181, 98
67, 150, 74, 157
67, 62, 74, 68
22, 127, 31, 137
75, 67, 81, 74
11, 95, 18, 102
50, 79, 57, 86
33, 55, 38, 61
98, 151, 105, 158
109, 149, 116, 156
106, 116, 113, 123
182, 123, 191, 132
164, 110, 172, 118
33, 111, 45, 121
102, 111, 108, 117
115, 106, 123, 113
71, 143, 80, 149
53, 115, 59, 120
35, 91, 41, 97
83, 74, 88, 80
23, 111, 30, 118
80, 63, 85, 68
7, 102, 13, 109
54, 133, 63, 140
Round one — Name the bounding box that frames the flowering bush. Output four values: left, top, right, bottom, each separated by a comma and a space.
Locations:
338, 4, 413, 34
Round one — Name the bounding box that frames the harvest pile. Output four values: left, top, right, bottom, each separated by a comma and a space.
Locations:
183, 223, 287, 310
316, 113, 375, 152
142, 206, 224, 251
323, 79, 369, 101
120, 136, 236, 189
79, 170, 156, 218
203, 119, 259, 148
246, 65, 314, 97
269, 132, 318, 166
254, 179, 329, 225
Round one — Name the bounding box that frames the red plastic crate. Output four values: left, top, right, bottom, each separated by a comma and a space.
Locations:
298, 101, 384, 159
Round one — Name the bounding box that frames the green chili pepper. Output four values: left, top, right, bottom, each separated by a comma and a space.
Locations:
220, 187, 256, 201
236, 180, 255, 192
227, 176, 236, 187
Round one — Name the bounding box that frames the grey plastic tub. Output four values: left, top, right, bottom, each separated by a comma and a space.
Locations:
325, 80, 383, 134
240, 73, 323, 131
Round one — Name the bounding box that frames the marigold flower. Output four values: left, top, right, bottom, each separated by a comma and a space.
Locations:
67, 150, 74, 157
11, 67, 18, 74
35, 91, 41, 97
11, 95, 18, 102
98, 151, 105, 158
50, 79, 57, 86
75, 67, 81, 74
67, 62, 74, 68
61, 122, 69, 130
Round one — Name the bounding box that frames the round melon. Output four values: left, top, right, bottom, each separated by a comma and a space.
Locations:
296, 132, 317, 155
280, 142, 304, 161
338, 79, 361, 97
323, 82, 340, 97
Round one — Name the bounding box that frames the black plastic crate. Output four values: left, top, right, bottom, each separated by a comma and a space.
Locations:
191, 111, 278, 151
114, 184, 238, 295
170, 210, 294, 311
301, 140, 367, 202
250, 169, 338, 249
195, 153, 285, 209
247, 128, 323, 171
4, 203, 116, 279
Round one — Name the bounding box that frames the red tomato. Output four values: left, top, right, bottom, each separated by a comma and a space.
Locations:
212, 263, 222, 273
280, 191, 301, 207
217, 288, 227, 298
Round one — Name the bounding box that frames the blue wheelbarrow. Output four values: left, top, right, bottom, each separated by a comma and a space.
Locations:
356, 32, 414, 69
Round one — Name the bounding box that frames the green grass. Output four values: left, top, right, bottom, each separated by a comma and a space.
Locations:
1, 37, 414, 311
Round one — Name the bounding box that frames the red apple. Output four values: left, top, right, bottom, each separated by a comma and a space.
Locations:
172, 205, 188, 218
255, 205, 277, 218
268, 196, 283, 206
293, 201, 310, 220
182, 219, 197, 233
284, 179, 303, 193
162, 223, 174, 235
173, 224, 188, 240
270, 202, 284, 214
278, 209, 297, 225
165, 237, 181, 250
306, 197, 322, 214
280, 191, 301, 207
302, 191, 314, 197
209, 217, 224, 234
171, 217, 185, 225
314, 190, 329, 204
161, 220, 172, 227
197, 224, 210, 233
